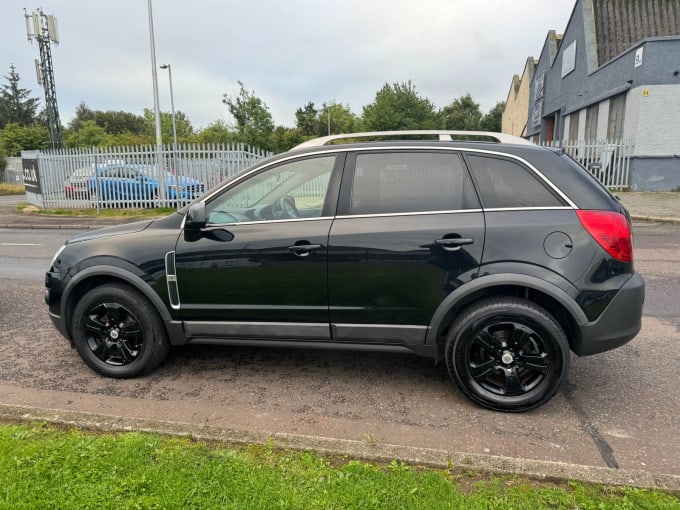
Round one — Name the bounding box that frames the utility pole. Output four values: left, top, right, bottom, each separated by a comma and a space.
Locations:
25, 8, 62, 150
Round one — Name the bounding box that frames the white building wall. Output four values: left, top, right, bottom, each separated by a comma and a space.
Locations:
626, 84, 680, 157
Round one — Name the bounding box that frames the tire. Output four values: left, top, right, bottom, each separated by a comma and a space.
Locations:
445, 297, 569, 412
71, 283, 170, 378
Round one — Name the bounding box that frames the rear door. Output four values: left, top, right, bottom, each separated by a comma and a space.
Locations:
327, 150, 484, 345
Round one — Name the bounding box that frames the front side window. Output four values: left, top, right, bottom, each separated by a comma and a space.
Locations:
466, 154, 564, 209
350, 152, 475, 215
206, 155, 336, 224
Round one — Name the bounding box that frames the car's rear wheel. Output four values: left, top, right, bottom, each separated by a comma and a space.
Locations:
71, 283, 169, 378
445, 297, 569, 412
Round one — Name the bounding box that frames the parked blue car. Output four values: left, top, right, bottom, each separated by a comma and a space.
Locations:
88, 164, 205, 206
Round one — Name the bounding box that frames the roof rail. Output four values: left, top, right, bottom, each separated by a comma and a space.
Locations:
292, 130, 534, 150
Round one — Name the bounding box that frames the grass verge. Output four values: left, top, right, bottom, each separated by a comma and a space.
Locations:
0, 183, 24, 195
15, 202, 175, 218
1, 422, 678, 509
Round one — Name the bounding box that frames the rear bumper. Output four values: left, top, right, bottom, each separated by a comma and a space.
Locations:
573, 272, 645, 356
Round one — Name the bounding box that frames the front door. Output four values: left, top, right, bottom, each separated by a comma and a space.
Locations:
174, 154, 343, 341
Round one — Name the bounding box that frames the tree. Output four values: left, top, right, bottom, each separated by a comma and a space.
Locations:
68, 102, 95, 130
439, 93, 482, 131
0, 64, 41, 129
222, 81, 274, 150
193, 119, 239, 145
480, 101, 505, 132
294, 101, 318, 137
106, 131, 154, 147
0, 123, 49, 156
317, 101, 357, 136
64, 120, 110, 147
94, 110, 147, 135
267, 125, 304, 153
361, 81, 438, 131
143, 108, 194, 143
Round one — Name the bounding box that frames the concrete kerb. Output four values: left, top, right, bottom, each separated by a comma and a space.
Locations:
1, 404, 678, 492
0, 222, 114, 230
630, 215, 680, 224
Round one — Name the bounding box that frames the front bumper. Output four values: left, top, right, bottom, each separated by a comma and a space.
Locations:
45, 270, 71, 343
573, 272, 645, 356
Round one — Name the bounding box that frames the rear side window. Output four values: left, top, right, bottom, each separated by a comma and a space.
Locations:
350, 152, 477, 215
466, 154, 564, 208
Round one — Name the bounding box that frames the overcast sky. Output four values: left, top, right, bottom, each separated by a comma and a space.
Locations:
1, 1, 576, 130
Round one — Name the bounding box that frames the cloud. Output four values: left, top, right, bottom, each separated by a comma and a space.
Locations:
1, 0, 575, 129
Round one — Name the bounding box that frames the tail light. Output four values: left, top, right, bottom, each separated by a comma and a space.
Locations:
576, 210, 633, 263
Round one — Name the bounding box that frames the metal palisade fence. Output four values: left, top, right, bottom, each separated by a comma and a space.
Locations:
543, 139, 633, 191
36, 143, 272, 209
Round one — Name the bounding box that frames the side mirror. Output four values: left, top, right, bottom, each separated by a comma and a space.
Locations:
185, 202, 207, 229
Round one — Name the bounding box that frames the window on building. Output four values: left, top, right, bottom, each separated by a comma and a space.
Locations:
568, 111, 580, 142
607, 94, 626, 141
584, 104, 599, 142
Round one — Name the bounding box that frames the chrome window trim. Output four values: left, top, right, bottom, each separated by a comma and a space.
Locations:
193, 144, 578, 213
205, 216, 334, 228
482, 206, 574, 212
335, 209, 483, 220
333, 207, 572, 220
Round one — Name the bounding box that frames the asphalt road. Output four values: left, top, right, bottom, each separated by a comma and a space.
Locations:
0, 221, 678, 478
0, 195, 24, 207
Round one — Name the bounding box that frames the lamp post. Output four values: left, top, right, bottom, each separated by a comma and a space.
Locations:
147, 0, 165, 204
160, 63, 178, 187
159, 64, 178, 157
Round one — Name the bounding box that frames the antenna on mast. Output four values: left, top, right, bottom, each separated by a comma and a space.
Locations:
24, 8, 62, 149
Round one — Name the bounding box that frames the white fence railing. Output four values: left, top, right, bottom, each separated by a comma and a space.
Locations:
1, 157, 23, 183
543, 139, 633, 190
33, 144, 272, 209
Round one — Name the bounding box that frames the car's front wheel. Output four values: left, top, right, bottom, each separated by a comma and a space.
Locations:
445, 297, 569, 412
71, 283, 169, 378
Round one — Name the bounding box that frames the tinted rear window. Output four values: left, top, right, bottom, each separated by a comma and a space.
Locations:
350, 152, 478, 215
466, 154, 564, 208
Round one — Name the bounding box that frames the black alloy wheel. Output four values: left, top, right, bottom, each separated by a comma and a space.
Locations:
72, 284, 169, 378
446, 297, 569, 412
83, 302, 143, 366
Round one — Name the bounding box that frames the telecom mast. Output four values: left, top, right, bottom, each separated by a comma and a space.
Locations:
24, 8, 62, 149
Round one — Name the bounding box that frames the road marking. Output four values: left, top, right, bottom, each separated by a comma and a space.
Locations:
1, 243, 42, 246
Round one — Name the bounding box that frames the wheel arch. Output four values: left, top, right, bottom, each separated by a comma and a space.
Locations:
426, 274, 586, 361
61, 265, 173, 340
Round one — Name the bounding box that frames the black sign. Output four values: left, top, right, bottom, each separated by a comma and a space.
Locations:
22, 155, 41, 194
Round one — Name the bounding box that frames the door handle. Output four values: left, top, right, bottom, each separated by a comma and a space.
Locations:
288, 244, 322, 257
434, 237, 474, 251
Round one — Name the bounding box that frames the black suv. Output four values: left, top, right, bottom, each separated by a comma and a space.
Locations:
45, 131, 645, 412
